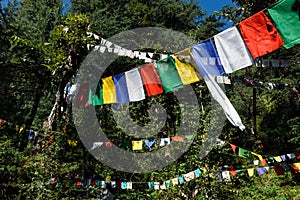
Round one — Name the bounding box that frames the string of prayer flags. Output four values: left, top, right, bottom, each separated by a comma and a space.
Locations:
125, 68, 145, 102
191, 39, 226, 77
102, 76, 117, 104
268, 0, 300, 49
173, 55, 201, 85
155, 56, 183, 93
214, 26, 253, 74
113, 73, 130, 104
239, 11, 284, 58
139, 63, 164, 97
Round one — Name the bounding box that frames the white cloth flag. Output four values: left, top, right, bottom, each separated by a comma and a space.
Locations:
204, 75, 245, 130
125, 68, 145, 102
222, 171, 231, 181
214, 26, 253, 74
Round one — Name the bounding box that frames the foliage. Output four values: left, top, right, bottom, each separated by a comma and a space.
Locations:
0, 0, 300, 199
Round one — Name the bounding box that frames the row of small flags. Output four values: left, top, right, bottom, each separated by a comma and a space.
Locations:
49, 162, 300, 190
45, 136, 300, 189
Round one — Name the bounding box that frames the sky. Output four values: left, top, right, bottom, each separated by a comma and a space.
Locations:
199, 0, 234, 15
2, 0, 234, 15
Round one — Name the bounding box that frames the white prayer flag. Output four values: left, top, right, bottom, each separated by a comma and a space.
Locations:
214, 26, 253, 74
126, 182, 132, 189
100, 46, 106, 53
222, 171, 231, 181
125, 68, 145, 102
114, 44, 121, 53
91, 142, 104, 150
148, 52, 154, 58
204, 75, 245, 130
101, 38, 106, 46
154, 182, 160, 190
105, 41, 112, 48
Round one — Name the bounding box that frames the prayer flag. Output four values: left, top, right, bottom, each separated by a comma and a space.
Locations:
239, 11, 284, 58
94, 84, 103, 106
125, 68, 145, 102
75, 82, 89, 106
102, 76, 117, 104
139, 63, 164, 96
132, 140, 143, 150
247, 168, 255, 177
214, 26, 253, 74
145, 139, 156, 149
229, 143, 237, 153
251, 152, 263, 161
268, 0, 300, 48
274, 165, 285, 175
173, 55, 200, 84
191, 39, 226, 77
274, 156, 282, 163
194, 168, 202, 178
256, 167, 267, 175
155, 56, 183, 93
171, 177, 178, 185
238, 147, 251, 158
113, 73, 130, 103
222, 171, 231, 181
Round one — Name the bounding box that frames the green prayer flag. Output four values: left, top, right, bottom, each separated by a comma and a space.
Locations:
93, 84, 103, 106
88, 89, 94, 105
155, 56, 183, 93
268, 0, 300, 48
238, 147, 250, 158
88, 84, 103, 106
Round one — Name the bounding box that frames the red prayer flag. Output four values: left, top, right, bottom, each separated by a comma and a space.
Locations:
261, 159, 267, 166
295, 152, 300, 159
229, 170, 237, 176
239, 11, 284, 58
75, 82, 89, 106
139, 63, 164, 96
105, 142, 113, 147
274, 165, 285, 176
290, 165, 299, 175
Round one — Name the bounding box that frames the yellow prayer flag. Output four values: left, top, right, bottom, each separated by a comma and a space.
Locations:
293, 163, 300, 169
132, 140, 143, 151
274, 156, 282, 163
247, 168, 255, 177
251, 152, 263, 161
102, 76, 116, 104
173, 56, 200, 85
171, 177, 178, 185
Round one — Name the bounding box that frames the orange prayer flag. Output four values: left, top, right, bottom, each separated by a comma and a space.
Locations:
171, 136, 184, 142
261, 159, 267, 166
229, 143, 237, 153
